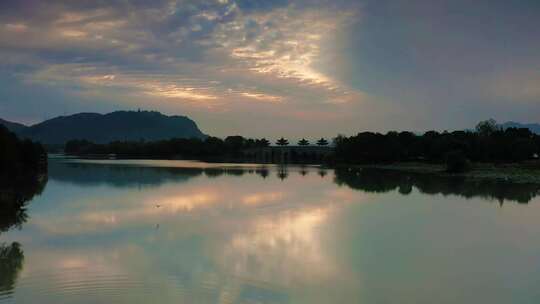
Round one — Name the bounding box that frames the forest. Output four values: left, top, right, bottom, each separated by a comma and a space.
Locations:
64, 136, 272, 160
334, 120, 539, 166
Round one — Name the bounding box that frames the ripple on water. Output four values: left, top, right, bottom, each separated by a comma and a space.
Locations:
0, 267, 287, 303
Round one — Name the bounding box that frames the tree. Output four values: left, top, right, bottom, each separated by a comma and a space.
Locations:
298, 138, 310, 146
476, 119, 499, 136
224, 136, 245, 151
0, 125, 46, 176
258, 138, 270, 147
316, 138, 329, 146
276, 137, 289, 146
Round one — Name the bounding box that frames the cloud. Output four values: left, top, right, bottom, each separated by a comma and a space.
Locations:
4, 23, 28, 32
5, 0, 538, 135
1, 1, 362, 98
0, 0, 370, 137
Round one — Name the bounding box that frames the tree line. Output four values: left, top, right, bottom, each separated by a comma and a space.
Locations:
64, 135, 333, 160
334, 119, 539, 165
65, 136, 270, 159
64, 119, 540, 166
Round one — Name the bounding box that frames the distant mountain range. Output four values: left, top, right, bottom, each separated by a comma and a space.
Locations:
0, 111, 206, 144
499, 121, 540, 134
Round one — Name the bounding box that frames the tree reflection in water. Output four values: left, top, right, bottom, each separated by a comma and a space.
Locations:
0, 174, 47, 295
0, 242, 24, 293
334, 167, 540, 204
277, 166, 288, 181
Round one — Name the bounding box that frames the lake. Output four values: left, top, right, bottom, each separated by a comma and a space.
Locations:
1, 158, 540, 303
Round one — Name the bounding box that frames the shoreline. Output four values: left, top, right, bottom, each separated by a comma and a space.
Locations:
55, 154, 540, 184
340, 162, 540, 184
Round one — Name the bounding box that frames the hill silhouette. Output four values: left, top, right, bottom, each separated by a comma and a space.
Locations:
500, 121, 540, 134
0, 111, 206, 144
0, 118, 28, 134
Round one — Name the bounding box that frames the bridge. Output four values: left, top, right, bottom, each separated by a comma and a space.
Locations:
242, 146, 334, 163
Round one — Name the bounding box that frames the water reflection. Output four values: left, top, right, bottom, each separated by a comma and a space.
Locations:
49, 161, 283, 187
2, 159, 540, 303
2, 160, 353, 303
0, 174, 47, 232
0, 174, 47, 299
256, 167, 270, 179
335, 167, 540, 204
49, 161, 203, 187
277, 166, 288, 181
0, 243, 24, 296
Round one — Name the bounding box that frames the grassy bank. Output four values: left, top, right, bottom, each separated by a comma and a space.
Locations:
343, 161, 540, 184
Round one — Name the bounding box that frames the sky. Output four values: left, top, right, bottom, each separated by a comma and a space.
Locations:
0, 0, 539, 138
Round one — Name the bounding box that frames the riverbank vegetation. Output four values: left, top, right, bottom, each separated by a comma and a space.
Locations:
62, 119, 540, 177
0, 125, 47, 179
64, 136, 272, 160
334, 120, 539, 172
1, 125, 47, 226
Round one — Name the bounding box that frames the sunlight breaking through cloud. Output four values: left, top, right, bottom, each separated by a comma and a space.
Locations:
240, 92, 283, 103
215, 7, 356, 93
1, 1, 364, 115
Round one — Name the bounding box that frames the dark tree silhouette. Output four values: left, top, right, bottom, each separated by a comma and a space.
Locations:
334, 120, 540, 164
224, 136, 245, 151
298, 138, 310, 146
65, 136, 274, 160
316, 138, 329, 146
298, 138, 309, 146
258, 138, 270, 147
476, 119, 500, 136
64, 119, 540, 165
0, 125, 47, 178
276, 137, 289, 146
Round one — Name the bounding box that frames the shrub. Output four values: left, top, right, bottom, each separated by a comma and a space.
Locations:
445, 150, 470, 173
511, 138, 537, 162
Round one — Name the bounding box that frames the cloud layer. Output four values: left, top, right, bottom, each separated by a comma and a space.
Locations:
1, 0, 539, 137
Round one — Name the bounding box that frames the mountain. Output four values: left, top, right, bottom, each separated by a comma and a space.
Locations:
0, 118, 28, 134
0, 111, 206, 144
500, 121, 540, 134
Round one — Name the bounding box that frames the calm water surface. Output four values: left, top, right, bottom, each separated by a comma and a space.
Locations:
1, 159, 540, 303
